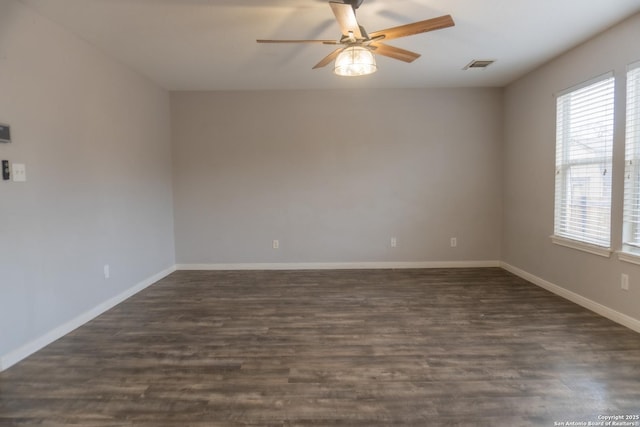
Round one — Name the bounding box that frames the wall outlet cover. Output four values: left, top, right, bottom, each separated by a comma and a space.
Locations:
12, 163, 26, 182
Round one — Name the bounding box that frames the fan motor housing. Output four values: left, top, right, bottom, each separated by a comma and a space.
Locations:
344, 0, 364, 10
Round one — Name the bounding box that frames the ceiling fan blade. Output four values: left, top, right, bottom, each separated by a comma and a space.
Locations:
369, 14, 454, 41
312, 48, 344, 69
329, 1, 363, 39
257, 39, 339, 44
370, 43, 420, 63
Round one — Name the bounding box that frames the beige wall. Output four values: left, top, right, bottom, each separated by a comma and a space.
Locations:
171, 88, 503, 264
0, 0, 175, 360
502, 13, 640, 322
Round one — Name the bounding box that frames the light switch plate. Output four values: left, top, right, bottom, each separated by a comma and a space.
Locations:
12, 163, 26, 182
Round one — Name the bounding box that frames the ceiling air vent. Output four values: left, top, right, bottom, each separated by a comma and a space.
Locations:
463, 60, 495, 70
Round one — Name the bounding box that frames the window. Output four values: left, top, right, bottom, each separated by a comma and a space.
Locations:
554, 74, 615, 250
622, 62, 640, 255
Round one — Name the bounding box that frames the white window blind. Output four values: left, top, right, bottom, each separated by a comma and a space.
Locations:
554, 74, 615, 248
623, 63, 640, 253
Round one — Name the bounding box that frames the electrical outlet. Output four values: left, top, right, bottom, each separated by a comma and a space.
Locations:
104, 264, 110, 279
272, 239, 279, 249
450, 237, 457, 247
621, 274, 629, 291
391, 237, 397, 248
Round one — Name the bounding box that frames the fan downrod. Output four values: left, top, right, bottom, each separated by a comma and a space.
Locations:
343, 0, 364, 11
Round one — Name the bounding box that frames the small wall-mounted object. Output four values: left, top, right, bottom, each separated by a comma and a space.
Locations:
2, 160, 9, 180
0, 124, 10, 143
11, 163, 26, 182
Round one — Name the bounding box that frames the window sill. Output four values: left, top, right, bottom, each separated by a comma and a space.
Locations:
617, 250, 640, 266
550, 235, 612, 258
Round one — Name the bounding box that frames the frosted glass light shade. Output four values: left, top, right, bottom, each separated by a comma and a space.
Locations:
334, 46, 377, 77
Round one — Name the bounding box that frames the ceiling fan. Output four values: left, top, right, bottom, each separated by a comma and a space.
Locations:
257, 0, 455, 76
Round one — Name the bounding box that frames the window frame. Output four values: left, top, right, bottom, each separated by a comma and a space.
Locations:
552, 72, 615, 255
621, 62, 640, 260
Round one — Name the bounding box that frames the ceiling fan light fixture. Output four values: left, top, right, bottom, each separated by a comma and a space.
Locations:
334, 46, 377, 77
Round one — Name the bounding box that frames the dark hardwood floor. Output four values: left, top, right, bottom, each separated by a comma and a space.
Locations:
1, 268, 639, 426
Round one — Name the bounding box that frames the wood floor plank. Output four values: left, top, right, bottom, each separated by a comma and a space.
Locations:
1, 268, 639, 426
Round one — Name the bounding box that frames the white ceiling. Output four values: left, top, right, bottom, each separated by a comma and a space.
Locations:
20, 0, 640, 91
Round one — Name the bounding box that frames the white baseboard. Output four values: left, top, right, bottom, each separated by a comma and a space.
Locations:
0, 265, 176, 372
501, 262, 640, 334
176, 260, 501, 271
